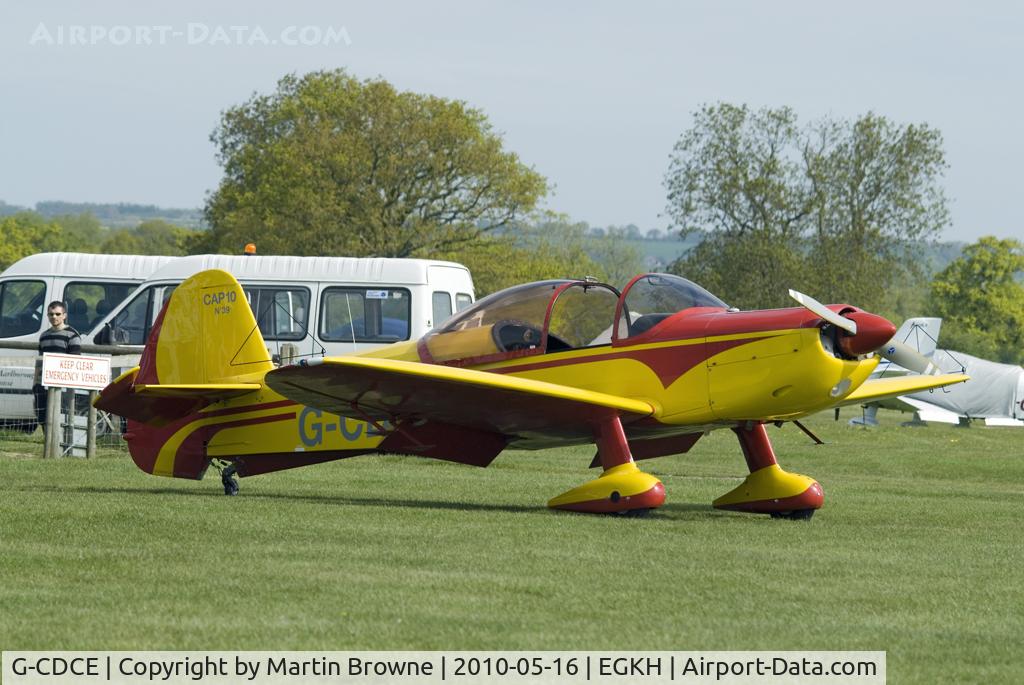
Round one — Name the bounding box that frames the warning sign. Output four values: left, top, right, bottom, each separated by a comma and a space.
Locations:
41, 353, 112, 390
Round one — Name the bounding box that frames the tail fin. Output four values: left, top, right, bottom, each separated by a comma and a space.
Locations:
891, 317, 942, 359
96, 269, 268, 426
138, 269, 273, 386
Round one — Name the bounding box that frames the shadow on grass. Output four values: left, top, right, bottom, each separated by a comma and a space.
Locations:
19, 483, 731, 520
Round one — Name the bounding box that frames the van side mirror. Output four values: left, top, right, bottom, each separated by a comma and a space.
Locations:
94, 324, 111, 345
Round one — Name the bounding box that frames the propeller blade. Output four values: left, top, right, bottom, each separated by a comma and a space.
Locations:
788, 289, 857, 334
878, 339, 940, 376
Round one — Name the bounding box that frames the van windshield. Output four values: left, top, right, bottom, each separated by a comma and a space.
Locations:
0, 280, 46, 338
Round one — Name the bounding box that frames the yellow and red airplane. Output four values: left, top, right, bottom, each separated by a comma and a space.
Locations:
96, 269, 968, 518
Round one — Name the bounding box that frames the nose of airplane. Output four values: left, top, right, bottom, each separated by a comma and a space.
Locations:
837, 310, 897, 356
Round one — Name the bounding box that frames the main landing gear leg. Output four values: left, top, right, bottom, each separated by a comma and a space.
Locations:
547, 416, 665, 515
217, 462, 239, 496
712, 423, 823, 519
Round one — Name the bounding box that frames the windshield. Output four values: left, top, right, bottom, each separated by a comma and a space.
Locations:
0, 280, 45, 338
618, 274, 728, 339
422, 280, 569, 364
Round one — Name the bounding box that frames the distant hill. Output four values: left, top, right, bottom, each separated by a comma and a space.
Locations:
33, 201, 206, 229
600, 229, 965, 275
0, 200, 205, 229
0, 200, 27, 217
592, 234, 701, 271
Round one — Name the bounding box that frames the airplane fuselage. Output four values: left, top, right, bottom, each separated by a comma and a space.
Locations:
117, 306, 878, 478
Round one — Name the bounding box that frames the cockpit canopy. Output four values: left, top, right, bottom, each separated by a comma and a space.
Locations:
421, 273, 728, 366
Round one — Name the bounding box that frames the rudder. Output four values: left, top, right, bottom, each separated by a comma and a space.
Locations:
138, 269, 273, 386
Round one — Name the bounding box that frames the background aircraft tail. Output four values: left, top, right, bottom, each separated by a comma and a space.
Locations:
890, 317, 941, 359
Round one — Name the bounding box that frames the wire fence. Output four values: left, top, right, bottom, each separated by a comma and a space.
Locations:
1, 356, 129, 457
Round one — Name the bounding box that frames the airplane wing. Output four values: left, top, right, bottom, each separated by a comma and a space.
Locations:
266, 357, 655, 462
899, 393, 1023, 427
838, 373, 969, 407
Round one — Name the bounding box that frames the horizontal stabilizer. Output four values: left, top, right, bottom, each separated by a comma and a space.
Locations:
135, 383, 261, 399
95, 372, 260, 427
840, 373, 969, 406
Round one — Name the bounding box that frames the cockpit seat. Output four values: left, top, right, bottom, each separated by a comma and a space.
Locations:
493, 320, 544, 352
629, 313, 672, 336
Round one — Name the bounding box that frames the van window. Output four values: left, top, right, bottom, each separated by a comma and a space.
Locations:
320, 287, 411, 342
63, 281, 138, 334
432, 292, 453, 327
456, 293, 473, 312
105, 286, 154, 345
244, 287, 309, 341
101, 284, 178, 345
160, 285, 177, 306
0, 280, 46, 337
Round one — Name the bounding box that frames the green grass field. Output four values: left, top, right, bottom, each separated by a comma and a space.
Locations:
2, 411, 1022, 683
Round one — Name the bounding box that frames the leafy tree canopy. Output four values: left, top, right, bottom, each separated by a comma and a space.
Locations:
198, 70, 548, 258
0, 212, 85, 269
666, 103, 949, 310
929, 236, 1024, 363
102, 219, 194, 256
587, 226, 644, 289
441, 213, 602, 297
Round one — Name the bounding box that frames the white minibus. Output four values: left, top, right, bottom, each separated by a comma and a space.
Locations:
90, 254, 475, 360
0, 253, 175, 428
1, 253, 474, 429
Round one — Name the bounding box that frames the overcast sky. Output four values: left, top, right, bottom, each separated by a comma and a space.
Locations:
1, 1, 1021, 242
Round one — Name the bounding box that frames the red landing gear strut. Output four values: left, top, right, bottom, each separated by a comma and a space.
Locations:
712, 423, 824, 519
547, 415, 666, 514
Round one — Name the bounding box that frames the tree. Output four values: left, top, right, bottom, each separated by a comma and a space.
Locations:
929, 237, 1024, 363
0, 213, 73, 269
804, 113, 949, 307
587, 226, 644, 288
52, 213, 104, 247
198, 70, 547, 257
442, 213, 601, 296
665, 104, 949, 309
102, 220, 194, 255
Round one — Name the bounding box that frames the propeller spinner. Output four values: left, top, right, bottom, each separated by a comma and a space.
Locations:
788, 290, 939, 375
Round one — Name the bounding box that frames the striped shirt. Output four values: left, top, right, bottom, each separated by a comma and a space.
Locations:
34, 326, 81, 383
39, 326, 82, 355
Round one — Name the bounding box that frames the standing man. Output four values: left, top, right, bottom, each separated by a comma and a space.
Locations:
34, 301, 81, 429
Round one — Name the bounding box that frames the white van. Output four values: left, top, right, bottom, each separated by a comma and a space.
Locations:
1, 253, 474, 429
90, 254, 475, 361
0, 253, 175, 428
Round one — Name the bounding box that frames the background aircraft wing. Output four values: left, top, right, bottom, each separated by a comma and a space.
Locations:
898, 396, 963, 424
266, 357, 655, 464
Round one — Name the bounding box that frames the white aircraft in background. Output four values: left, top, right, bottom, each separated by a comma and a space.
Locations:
850, 317, 1024, 427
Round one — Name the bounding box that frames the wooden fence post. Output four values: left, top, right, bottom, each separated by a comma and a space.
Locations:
45, 387, 61, 459
87, 390, 98, 458
62, 390, 74, 456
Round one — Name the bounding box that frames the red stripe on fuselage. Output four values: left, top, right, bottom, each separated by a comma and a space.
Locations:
125, 399, 299, 476
630, 307, 822, 345
473, 307, 822, 388
490, 336, 769, 388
